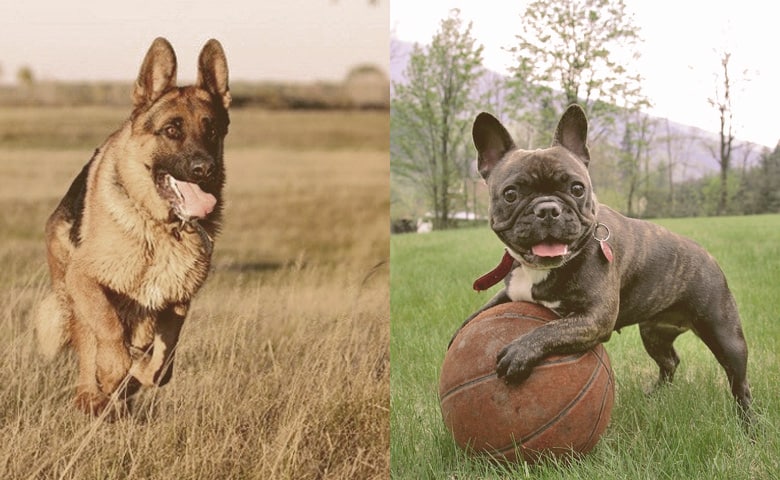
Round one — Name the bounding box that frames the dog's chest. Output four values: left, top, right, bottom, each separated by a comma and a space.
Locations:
84, 224, 211, 310
506, 266, 561, 311
136, 233, 210, 308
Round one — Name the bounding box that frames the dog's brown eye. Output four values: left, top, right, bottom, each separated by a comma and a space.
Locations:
163, 124, 182, 140
502, 186, 519, 203
202, 118, 218, 141
570, 182, 585, 198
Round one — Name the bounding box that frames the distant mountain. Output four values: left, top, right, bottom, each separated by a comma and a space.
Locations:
389, 38, 413, 95
390, 37, 768, 180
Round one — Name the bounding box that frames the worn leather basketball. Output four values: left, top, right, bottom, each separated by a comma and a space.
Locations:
440, 301, 614, 464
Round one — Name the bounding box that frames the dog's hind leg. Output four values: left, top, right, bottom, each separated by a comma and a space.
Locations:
37, 212, 76, 359
693, 297, 753, 428
639, 317, 688, 389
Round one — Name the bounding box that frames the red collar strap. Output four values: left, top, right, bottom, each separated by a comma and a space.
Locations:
472, 250, 515, 291
472, 232, 613, 292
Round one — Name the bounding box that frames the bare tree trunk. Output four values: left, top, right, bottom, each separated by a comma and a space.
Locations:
664, 119, 675, 214
712, 52, 734, 216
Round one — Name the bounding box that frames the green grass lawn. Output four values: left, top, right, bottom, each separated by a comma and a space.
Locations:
390, 215, 780, 479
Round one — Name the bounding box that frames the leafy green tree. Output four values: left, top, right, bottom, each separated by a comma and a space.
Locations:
391, 9, 484, 229
506, 0, 651, 216
618, 107, 653, 216
507, 0, 645, 145
738, 144, 780, 214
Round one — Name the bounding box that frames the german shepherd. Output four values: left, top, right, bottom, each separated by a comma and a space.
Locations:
35, 37, 231, 417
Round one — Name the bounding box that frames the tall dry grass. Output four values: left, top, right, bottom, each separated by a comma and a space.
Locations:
0, 107, 389, 479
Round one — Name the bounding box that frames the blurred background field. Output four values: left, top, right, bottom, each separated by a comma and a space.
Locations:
0, 102, 389, 479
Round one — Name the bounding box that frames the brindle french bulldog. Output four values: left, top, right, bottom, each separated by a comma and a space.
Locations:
452, 104, 753, 428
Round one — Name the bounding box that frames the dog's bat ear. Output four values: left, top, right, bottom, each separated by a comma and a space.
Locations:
552, 104, 590, 166
473, 112, 515, 180
197, 39, 231, 110
133, 37, 178, 110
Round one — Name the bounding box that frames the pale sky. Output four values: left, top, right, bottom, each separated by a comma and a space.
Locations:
0, 0, 389, 84
391, 0, 780, 148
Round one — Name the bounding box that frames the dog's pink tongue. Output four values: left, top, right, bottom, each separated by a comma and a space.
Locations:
532, 242, 569, 257
175, 179, 217, 218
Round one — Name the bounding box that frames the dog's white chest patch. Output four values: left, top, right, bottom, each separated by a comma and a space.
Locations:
506, 265, 547, 302
506, 265, 561, 311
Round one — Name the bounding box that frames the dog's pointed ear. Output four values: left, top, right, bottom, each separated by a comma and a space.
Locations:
552, 104, 590, 166
197, 39, 231, 110
473, 112, 515, 180
133, 37, 177, 109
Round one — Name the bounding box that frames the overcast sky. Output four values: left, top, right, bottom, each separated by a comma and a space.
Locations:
391, 0, 780, 148
0, 0, 388, 84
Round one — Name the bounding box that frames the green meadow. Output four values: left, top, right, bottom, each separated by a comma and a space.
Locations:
391, 216, 780, 479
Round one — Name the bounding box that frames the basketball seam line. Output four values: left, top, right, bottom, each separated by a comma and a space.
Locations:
492, 353, 601, 456
468, 312, 553, 327
457, 312, 553, 339
439, 352, 586, 404
581, 348, 614, 451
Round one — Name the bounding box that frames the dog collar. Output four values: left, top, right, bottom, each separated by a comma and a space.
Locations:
473, 250, 515, 291
172, 218, 214, 256
474, 222, 613, 291
594, 222, 613, 263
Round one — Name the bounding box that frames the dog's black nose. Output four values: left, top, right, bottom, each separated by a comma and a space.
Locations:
534, 201, 562, 220
191, 157, 215, 180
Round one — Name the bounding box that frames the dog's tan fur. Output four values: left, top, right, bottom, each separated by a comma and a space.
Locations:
35, 37, 230, 417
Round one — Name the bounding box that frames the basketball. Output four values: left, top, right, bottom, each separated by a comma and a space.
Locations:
439, 301, 614, 464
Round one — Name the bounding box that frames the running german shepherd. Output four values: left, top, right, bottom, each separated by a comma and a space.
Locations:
35, 37, 231, 417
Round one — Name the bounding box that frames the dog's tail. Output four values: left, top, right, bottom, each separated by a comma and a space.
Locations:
34, 292, 70, 360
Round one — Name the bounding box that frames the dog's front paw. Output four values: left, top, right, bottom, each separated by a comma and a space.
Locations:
74, 390, 130, 420
496, 341, 541, 384
74, 390, 110, 416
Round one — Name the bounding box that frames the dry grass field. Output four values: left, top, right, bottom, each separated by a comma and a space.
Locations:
0, 106, 389, 479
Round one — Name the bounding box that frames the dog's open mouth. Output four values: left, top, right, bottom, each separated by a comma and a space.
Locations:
531, 242, 569, 258
156, 173, 216, 220
509, 240, 571, 269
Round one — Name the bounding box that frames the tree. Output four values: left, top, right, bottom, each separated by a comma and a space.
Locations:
17, 66, 35, 87
708, 51, 736, 216
655, 119, 697, 216
507, 0, 645, 145
738, 144, 780, 214
618, 109, 653, 216
390, 9, 484, 229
